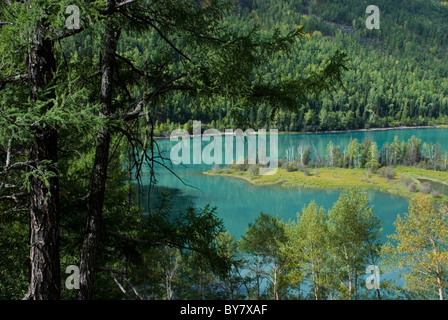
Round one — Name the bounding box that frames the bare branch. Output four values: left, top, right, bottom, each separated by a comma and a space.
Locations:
0, 21, 13, 28
145, 20, 193, 63
0, 192, 29, 204
0, 73, 28, 90
116, 0, 138, 9
0, 161, 35, 173
97, 266, 143, 300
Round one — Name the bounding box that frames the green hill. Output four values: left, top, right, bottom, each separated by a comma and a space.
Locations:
143, 0, 448, 133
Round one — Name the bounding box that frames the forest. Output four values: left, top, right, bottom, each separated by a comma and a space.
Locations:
152, 0, 448, 133
0, 0, 447, 301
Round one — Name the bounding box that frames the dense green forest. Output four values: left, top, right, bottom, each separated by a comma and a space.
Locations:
151, 0, 448, 133
0, 0, 447, 301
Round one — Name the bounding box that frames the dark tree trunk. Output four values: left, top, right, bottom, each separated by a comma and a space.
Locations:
23, 19, 60, 300
77, 16, 121, 299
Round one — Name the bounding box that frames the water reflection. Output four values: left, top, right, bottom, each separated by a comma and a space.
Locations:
138, 128, 448, 239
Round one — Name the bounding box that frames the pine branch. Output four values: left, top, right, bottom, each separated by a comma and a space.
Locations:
105, 229, 209, 255
115, 53, 145, 76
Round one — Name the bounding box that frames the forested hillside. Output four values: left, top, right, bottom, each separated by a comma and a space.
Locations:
147, 0, 448, 133
1, 0, 447, 302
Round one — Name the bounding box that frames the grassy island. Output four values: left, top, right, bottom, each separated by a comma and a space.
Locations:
204, 165, 448, 202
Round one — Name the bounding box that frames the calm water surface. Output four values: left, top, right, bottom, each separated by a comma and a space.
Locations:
139, 127, 448, 240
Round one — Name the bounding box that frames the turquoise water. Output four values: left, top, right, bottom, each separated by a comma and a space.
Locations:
140, 127, 448, 240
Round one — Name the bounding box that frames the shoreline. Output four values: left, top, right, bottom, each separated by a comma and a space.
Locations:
203, 166, 448, 202
154, 124, 445, 140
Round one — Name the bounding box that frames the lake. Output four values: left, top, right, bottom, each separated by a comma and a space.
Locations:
139, 127, 448, 241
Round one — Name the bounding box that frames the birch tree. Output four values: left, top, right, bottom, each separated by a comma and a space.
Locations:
327, 188, 382, 300
382, 193, 448, 300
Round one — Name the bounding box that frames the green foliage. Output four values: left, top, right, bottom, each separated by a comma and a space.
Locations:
239, 213, 288, 299
0, 209, 29, 299
326, 188, 382, 299
2, 0, 447, 301
381, 193, 448, 300
282, 201, 329, 300
146, 0, 448, 132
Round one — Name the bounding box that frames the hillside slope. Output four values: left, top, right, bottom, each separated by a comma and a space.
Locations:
126, 0, 448, 133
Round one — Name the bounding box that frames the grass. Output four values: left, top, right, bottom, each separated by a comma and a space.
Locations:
204, 166, 448, 202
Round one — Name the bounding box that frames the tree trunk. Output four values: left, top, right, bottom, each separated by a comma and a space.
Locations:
23, 18, 60, 300
77, 16, 121, 299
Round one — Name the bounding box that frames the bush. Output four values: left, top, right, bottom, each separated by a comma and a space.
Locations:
408, 183, 417, 192
282, 161, 298, 172
230, 158, 249, 172
303, 168, 310, 176
400, 176, 413, 187
431, 190, 440, 198
247, 164, 260, 178
420, 182, 431, 194
378, 166, 395, 180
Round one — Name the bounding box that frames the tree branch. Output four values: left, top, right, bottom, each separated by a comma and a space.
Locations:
117, 9, 192, 63
97, 266, 143, 300
0, 73, 29, 90
105, 229, 167, 245
0, 192, 29, 204
115, 53, 145, 76
116, 0, 138, 9
105, 229, 209, 255
0, 21, 13, 28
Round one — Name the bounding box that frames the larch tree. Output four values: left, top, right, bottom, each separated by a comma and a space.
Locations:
0, 0, 92, 299
1, 0, 347, 300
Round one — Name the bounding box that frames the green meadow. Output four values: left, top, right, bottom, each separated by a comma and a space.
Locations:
205, 166, 448, 202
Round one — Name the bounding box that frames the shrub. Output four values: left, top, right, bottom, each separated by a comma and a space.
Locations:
282, 161, 298, 172
378, 166, 395, 180
247, 164, 260, 178
431, 190, 440, 198
400, 176, 413, 187
408, 183, 417, 192
420, 182, 431, 194
230, 158, 249, 172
